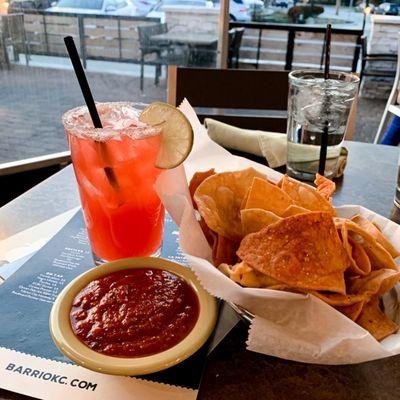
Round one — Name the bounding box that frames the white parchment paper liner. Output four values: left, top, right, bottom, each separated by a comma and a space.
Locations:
156, 100, 400, 365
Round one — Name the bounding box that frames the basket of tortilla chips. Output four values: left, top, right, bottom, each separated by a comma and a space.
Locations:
193, 169, 399, 337
156, 100, 400, 365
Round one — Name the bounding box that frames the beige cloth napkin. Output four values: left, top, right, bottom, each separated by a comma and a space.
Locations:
204, 118, 348, 177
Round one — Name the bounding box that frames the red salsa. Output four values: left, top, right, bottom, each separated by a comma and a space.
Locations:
70, 268, 200, 357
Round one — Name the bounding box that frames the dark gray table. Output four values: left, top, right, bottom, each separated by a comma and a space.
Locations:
332, 142, 399, 219
1, 141, 400, 400
150, 32, 218, 46
199, 141, 400, 400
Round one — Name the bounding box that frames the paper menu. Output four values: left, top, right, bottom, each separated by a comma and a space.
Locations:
0, 210, 207, 399
0, 348, 194, 400
0, 207, 80, 265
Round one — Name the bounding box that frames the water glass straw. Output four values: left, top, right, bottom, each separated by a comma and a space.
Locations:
318, 24, 332, 176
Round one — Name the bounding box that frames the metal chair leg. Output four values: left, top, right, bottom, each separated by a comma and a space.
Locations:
22, 24, 30, 66
155, 64, 161, 86
2, 40, 10, 70
140, 56, 144, 92
24, 40, 30, 66
359, 58, 366, 85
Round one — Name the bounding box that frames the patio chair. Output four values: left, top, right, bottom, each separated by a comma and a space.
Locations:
375, 34, 400, 143
359, 35, 396, 84
228, 27, 245, 69
137, 23, 188, 91
168, 66, 289, 133
188, 43, 217, 68
1, 14, 30, 66
168, 67, 290, 163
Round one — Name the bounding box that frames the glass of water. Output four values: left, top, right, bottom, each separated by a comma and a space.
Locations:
286, 70, 359, 181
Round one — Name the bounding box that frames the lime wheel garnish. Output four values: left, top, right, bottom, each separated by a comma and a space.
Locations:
139, 102, 194, 169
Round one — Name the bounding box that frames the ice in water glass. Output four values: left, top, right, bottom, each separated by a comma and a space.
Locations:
286, 70, 359, 181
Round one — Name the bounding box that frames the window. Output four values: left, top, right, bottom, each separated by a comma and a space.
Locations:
160, 0, 207, 7
116, 0, 128, 8
55, 0, 104, 9
104, 0, 116, 9
0, 0, 367, 168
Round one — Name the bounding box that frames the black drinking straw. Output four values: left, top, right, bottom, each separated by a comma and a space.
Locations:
64, 36, 119, 190
318, 24, 332, 176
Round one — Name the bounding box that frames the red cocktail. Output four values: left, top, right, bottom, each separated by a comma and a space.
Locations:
63, 102, 164, 263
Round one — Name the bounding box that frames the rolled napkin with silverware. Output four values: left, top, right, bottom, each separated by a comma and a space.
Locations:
204, 118, 348, 178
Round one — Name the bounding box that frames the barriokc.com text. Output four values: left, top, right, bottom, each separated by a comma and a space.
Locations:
5, 363, 97, 391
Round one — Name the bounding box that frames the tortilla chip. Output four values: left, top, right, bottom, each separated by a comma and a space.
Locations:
194, 168, 266, 241
280, 175, 336, 215
356, 297, 398, 341
348, 269, 400, 297
334, 217, 345, 229
336, 301, 365, 321
241, 208, 281, 236
267, 284, 296, 291
344, 220, 397, 270
311, 292, 365, 306
363, 241, 398, 271
349, 238, 372, 275
212, 234, 238, 267
338, 221, 371, 276
281, 205, 310, 217
352, 215, 400, 258
199, 217, 215, 247
189, 169, 216, 208
314, 174, 336, 201
244, 177, 293, 216
240, 187, 251, 210
237, 212, 349, 294
219, 261, 281, 288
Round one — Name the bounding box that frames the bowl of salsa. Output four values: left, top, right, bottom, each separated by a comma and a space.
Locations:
49, 257, 217, 375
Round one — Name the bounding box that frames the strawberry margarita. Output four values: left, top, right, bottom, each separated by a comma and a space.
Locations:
63, 102, 164, 263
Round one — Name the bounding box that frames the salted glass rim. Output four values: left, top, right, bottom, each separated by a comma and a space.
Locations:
62, 101, 160, 140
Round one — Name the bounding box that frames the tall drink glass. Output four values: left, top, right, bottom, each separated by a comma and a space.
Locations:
287, 70, 359, 181
62, 102, 164, 264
